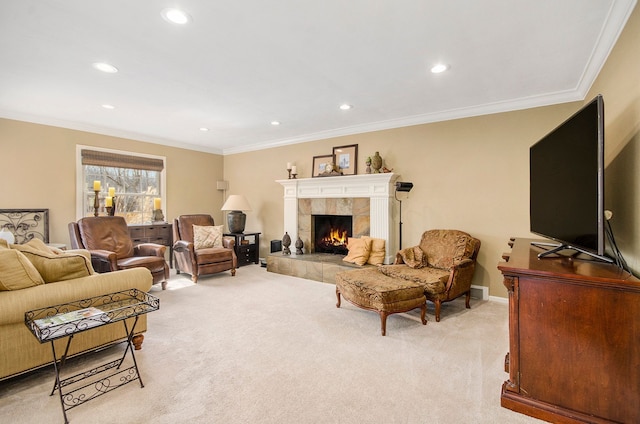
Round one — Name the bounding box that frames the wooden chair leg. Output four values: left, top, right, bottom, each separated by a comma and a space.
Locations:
465, 291, 471, 309
420, 303, 427, 325
335, 287, 341, 308
379, 311, 389, 336
435, 300, 442, 322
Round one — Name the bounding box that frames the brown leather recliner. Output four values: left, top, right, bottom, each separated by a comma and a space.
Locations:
173, 214, 237, 283
68, 216, 170, 289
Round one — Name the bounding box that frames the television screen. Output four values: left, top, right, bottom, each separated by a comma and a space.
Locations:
530, 95, 607, 258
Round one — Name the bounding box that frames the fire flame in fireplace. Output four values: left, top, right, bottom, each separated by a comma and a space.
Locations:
320, 227, 348, 247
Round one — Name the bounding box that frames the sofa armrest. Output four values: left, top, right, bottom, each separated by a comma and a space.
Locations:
134, 243, 166, 257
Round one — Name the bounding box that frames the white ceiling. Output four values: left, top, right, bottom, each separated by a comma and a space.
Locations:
0, 1, 636, 155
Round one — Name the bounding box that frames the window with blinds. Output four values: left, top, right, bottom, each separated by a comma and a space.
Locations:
79, 147, 166, 224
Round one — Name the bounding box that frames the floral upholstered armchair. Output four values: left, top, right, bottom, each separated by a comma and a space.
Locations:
379, 229, 481, 321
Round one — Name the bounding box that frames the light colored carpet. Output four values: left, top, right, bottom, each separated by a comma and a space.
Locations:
0, 266, 544, 424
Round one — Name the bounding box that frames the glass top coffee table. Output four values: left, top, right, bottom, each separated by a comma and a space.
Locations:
25, 289, 159, 424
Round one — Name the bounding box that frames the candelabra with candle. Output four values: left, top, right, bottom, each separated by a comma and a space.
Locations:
92, 180, 101, 216
291, 165, 297, 179
287, 162, 292, 179
107, 188, 117, 216
152, 197, 164, 223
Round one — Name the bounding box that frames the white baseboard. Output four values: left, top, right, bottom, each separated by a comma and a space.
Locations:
489, 295, 508, 303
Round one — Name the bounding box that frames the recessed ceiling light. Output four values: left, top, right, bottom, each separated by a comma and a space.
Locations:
161, 8, 191, 24
101, 104, 115, 109
271, 121, 281, 126
430, 63, 449, 74
199, 127, 209, 132
92, 62, 118, 73
339, 104, 352, 110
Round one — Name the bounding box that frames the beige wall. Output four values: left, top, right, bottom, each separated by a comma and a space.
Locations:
0, 119, 224, 244
1, 6, 638, 298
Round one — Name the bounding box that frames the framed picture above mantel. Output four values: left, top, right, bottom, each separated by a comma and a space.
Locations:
333, 144, 358, 176
312, 154, 333, 177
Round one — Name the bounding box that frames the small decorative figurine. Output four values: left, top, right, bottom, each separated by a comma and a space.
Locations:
295, 236, 304, 255
282, 232, 291, 255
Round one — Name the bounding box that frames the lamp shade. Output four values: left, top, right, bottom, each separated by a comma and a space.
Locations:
221, 195, 252, 212
0, 228, 15, 244
221, 195, 251, 233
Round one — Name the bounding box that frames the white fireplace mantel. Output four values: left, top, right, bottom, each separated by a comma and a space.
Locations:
277, 173, 400, 263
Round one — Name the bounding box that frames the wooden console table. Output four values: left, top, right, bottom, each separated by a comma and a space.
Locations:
498, 238, 639, 423
128, 223, 173, 267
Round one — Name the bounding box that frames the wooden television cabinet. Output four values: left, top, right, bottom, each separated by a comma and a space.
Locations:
498, 238, 639, 424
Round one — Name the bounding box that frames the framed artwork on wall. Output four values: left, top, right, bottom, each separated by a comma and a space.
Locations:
0, 209, 49, 244
333, 144, 358, 175
312, 154, 334, 177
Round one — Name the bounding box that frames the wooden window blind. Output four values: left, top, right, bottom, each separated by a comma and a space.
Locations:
81, 149, 164, 172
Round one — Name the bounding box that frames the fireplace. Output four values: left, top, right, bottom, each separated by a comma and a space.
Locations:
313, 215, 352, 254
277, 173, 400, 264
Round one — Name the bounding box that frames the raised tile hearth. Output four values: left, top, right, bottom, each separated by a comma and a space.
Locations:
266, 252, 374, 284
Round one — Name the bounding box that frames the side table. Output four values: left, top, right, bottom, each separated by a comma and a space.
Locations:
224, 232, 261, 267
25, 289, 160, 424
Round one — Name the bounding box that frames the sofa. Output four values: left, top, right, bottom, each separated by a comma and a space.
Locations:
0, 238, 153, 380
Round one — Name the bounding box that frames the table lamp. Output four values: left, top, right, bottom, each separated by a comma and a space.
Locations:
221, 195, 252, 233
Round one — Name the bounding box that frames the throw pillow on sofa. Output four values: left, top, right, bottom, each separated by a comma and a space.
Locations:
0, 248, 45, 290
11, 241, 94, 283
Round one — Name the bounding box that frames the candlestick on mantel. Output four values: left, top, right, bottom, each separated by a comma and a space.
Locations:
93, 180, 101, 191
105, 196, 113, 207
108, 187, 115, 197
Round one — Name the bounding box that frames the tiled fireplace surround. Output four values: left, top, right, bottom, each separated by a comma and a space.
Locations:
277, 173, 400, 264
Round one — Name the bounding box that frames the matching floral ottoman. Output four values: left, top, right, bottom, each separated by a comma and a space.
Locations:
335, 267, 427, 336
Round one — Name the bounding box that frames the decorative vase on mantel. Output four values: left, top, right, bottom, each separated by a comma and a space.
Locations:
295, 236, 304, 255
371, 151, 382, 173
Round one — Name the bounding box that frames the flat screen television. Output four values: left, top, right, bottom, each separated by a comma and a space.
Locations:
529, 94, 612, 262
